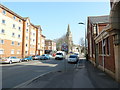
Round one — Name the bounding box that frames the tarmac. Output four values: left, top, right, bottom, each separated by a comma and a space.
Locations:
18, 59, 120, 88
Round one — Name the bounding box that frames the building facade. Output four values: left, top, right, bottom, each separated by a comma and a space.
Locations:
0, 4, 24, 58
0, 4, 45, 58
45, 39, 56, 51
87, 15, 116, 77
110, 0, 120, 82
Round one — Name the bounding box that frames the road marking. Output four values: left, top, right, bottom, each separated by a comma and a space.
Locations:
13, 70, 53, 88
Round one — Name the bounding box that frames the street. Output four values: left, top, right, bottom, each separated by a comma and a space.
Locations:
1, 59, 76, 88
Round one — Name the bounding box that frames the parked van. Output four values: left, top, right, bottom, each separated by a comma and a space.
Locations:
55, 51, 66, 60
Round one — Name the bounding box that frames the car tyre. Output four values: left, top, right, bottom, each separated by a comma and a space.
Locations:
9, 60, 12, 64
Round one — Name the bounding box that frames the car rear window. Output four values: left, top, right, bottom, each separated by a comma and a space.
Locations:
56, 53, 63, 55
69, 55, 76, 58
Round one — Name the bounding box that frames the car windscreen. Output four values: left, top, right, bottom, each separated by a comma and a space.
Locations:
69, 56, 76, 58
56, 53, 63, 55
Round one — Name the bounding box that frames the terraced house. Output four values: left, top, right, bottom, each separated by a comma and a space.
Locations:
0, 4, 45, 58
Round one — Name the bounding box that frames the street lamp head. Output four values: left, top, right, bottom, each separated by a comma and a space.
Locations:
78, 22, 85, 25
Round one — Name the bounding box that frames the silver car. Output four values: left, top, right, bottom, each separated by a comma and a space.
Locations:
0, 57, 21, 64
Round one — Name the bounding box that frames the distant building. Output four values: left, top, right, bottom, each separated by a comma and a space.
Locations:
45, 39, 56, 54
66, 24, 73, 53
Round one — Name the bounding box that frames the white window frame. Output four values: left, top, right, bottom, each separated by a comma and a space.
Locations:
17, 50, 20, 54
12, 33, 15, 37
11, 41, 14, 45
11, 49, 14, 54
0, 49, 4, 54
18, 34, 21, 38
13, 16, 16, 19
13, 24, 16, 28
0, 29, 5, 34
18, 42, 20, 46
2, 19, 5, 24
0, 40, 4, 44
2, 10, 6, 15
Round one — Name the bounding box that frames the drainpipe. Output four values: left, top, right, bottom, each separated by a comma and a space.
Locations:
102, 38, 105, 71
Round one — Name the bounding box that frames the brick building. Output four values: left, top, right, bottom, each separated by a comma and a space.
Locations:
0, 4, 45, 58
45, 39, 56, 53
110, 0, 120, 82
87, 15, 110, 64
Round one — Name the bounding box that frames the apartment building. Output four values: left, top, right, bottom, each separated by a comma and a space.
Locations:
45, 39, 56, 51
0, 4, 24, 58
0, 4, 46, 58
40, 35, 46, 55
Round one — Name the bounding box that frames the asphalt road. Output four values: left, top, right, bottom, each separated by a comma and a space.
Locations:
1, 59, 77, 88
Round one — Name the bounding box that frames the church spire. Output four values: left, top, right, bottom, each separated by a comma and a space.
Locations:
67, 24, 70, 33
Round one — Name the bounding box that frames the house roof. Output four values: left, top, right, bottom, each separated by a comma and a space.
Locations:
89, 15, 110, 24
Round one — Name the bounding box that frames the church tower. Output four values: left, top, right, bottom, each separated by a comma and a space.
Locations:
66, 24, 73, 53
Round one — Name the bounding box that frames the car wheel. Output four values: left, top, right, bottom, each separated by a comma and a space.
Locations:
9, 60, 12, 64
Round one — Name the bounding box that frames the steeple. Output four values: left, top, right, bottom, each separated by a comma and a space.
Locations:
67, 24, 70, 33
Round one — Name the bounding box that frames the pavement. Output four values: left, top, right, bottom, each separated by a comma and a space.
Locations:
18, 59, 120, 88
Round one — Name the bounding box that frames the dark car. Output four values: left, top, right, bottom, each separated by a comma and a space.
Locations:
21, 56, 33, 61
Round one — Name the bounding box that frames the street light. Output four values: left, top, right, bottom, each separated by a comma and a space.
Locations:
78, 22, 87, 59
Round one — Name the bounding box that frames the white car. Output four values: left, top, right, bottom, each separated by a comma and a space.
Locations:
0, 57, 21, 64
67, 55, 78, 63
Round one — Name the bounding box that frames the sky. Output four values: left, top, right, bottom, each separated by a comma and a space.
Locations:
1, 2, 110, 45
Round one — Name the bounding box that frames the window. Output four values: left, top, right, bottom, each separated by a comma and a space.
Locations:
106, 37, 110, 55
2, 10, 6, 15
26, 29, 28, 32
17, 50, 20, 54
99, 41, 102, 54
0, 49, 4, 54
25, 51, 28, 54
19, 19, 21, 22
0, 29, 5, 34
13, 24, 15, 28
33, 33, 35, 36
33, 39, 35, 42
11, 50, 14, 54
103, 39, 106, 55
18, 42, 20, 46
18, 34, 21, 38
2, 20, 5, 24
18, 27, 21, 31
12, 33, 15, 37
27, 23, 29, 27
13, 16, 16, 19
11, 41, 14, 45
26, 44, 28, 47
0, 40, 4, 44
26, 36, 28, 40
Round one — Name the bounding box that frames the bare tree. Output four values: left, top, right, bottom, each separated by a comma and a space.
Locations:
79, 37, 85, 53
79, 37, 85, 47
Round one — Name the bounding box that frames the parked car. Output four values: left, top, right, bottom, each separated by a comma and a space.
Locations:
33, 55, 41, 60
40, 54, 50, 60
0, 57, 21, 64
67, 55, 78, 63
21, 56, 33, 62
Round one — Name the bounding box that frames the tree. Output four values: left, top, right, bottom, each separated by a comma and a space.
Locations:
54, 34, 67, 51
79, 37, 85, 47
79, 37, 85, 53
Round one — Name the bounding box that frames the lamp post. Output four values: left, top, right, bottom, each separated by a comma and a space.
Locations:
78, 22, 87, 59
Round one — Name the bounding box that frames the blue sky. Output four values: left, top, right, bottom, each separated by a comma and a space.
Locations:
1, 2, 110, 44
